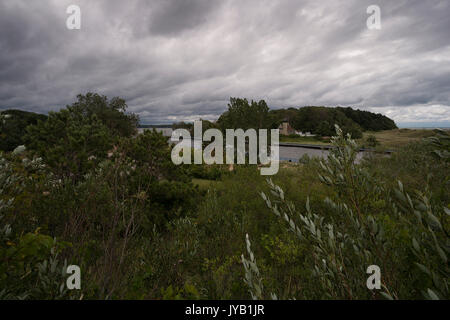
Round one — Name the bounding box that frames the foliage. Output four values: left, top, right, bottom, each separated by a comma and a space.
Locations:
426, 129, 450, 161
364, 135, 380, 148
336, 107, 397, 131
248, 125, 449, 299
67, 92, 138, 138
0, 109, 47, 152
241, 234, 267, 300
24, 93, 138, 181
0, 153, 72, 299
217, 98, 276, 131
1, 96, 447, 301
292, 107, 363, 138
25, 108, 112, 181
271, 106, 396, 138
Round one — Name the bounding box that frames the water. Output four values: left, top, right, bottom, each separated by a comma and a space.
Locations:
167, 138, 366, 163
138, 127, 173, 136
138, 127, 369, 163
279, 145, 330, 162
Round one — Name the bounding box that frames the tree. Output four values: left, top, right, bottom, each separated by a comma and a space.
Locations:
24, 93, 139, 181
292, 106, 363, 138
217, 98, 275, 131
25, 108, 112, 180
118, 129, 190, 182
0, 110, 47, 152
336, 107, 397, 131
68, 93, 139, 137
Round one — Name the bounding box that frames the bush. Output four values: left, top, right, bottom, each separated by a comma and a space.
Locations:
0, 110, 47, 152
365, 135, 380, 148
244, 125, 449, 299
0, 153, 73, 299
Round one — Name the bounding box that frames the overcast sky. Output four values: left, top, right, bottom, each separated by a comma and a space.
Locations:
1, 0, 449, 126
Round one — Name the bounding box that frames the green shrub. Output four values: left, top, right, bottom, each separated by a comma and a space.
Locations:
365, 135, 380, 148
244, 125, 449, 299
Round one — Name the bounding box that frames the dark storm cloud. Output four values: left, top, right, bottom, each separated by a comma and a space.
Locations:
0, 0, 449, 124
145, 0, 219, 36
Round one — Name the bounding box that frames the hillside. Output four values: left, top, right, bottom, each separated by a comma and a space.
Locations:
271, 106, 397, 138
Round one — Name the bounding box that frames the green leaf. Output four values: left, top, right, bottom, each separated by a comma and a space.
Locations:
427, 288, 439, 300
412, 238, 420, 252
380, 292, 394, 300
415, 263, 431, 276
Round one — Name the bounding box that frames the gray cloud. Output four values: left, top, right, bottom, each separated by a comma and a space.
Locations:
0, 0, 449, 125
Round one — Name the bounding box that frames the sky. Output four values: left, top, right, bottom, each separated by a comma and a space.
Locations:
0, 0, 449, 126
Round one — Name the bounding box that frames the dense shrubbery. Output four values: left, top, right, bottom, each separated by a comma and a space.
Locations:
0, 110, 47, 152
0, 153, 75, 299
24, 93, 138, 181
244, 126, 449, 299
0, 94, 202, 299
0, 94, 447, 300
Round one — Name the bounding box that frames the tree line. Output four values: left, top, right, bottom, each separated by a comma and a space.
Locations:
171, 98, 397, 139
1, 97, 397, 154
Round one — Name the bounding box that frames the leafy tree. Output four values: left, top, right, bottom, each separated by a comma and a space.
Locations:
0, 110, 47, 152
68, 93, 139, 137
25, 108, 112, 180
336, 107, 397, 131
317, 120, 334, 136
24, 93, 139, 180
217, 98, 276, 131
292, 107, 363, 138
269, 108, 298, 127
118, 129, 190, 182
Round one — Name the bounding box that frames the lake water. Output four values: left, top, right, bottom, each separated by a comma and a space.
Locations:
138, 127, 173, 136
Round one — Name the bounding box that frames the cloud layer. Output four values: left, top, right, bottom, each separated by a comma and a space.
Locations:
0, 0, 449, 125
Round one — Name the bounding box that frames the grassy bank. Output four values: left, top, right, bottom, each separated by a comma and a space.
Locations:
280, 129, 442, 151
279, 135, 330, 145
360, 129, 438, 149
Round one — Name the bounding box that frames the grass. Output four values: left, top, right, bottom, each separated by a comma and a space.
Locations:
279, 135, 330, 146
192, 178, 220, 191
360, 129, 437, 149
281, 129, 444, 151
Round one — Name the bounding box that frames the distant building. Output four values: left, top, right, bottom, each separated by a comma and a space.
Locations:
278, 120, 296, 136
296, 131, 315, 137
